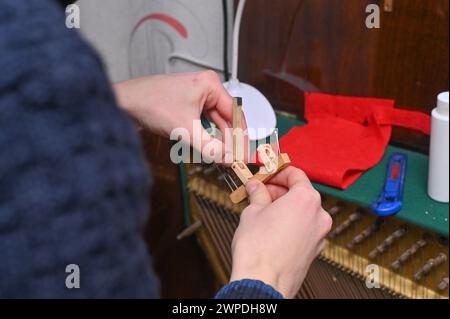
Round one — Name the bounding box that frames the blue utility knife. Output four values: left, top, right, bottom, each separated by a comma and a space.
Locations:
370, 153, 408, 216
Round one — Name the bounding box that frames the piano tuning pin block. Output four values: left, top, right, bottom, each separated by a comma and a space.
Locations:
414, 253, 447, 282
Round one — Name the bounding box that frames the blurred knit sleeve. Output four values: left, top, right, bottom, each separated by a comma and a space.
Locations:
215, 279, 284, 299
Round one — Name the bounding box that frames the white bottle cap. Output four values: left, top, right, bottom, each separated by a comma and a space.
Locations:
437, 91, 449, 117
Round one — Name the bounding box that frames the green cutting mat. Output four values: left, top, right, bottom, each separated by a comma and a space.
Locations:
276, 116, 449, 236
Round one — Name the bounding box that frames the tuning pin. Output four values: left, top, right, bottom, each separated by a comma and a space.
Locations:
176, 220, 203, 240
328, 211, 362, 239
414, 253, 447, 282
347, 219, 383, 250
369, 225, 408, 260
437, 278, 449, 291
390, 235, 430, 270
327, 205, 342, 217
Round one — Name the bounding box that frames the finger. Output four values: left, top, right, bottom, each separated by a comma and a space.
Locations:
316, 239, 327, 255
204, 78, 234, 123
266, 184, 288, 201
267, 166, 313, 190
319, 209, 333, 238
246, 180, 272, 208
206, 109, 230, 136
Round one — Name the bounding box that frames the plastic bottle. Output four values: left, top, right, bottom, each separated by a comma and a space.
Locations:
428, 91, 449, 203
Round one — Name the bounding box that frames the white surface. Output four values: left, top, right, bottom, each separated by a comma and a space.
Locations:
78, 0, 233, 82
224, 81, 277, 141
78, 0, 141, 82
428, 91, 449, 203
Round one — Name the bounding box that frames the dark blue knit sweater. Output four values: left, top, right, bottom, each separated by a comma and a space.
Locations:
0, 0, 282, 299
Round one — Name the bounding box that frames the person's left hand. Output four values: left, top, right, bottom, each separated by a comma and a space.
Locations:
113, 71, 237, 162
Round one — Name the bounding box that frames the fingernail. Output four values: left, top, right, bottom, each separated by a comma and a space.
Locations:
246, 182, 258, 195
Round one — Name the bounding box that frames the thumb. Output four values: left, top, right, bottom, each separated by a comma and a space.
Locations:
246, 180, 272, 208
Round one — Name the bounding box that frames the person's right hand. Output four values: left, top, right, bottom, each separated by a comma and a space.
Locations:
230, 166, 333, 298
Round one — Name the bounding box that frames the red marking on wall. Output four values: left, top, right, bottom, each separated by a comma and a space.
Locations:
132, 13, 188, 38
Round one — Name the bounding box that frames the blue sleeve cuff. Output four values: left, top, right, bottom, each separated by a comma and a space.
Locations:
215, 279, 284, 299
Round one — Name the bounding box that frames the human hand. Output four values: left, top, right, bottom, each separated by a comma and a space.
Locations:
113, 71, 237, 162
230, 166, 333, 298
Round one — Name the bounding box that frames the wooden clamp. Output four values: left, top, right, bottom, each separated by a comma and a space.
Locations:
229, 153, 291, 204
232, 97, 245, 162
231, 161, 253, 184
229, 97, 291, 204
257, 144, 279, 174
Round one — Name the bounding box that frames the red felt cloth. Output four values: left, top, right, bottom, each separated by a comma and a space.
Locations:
280, 93, 431, 189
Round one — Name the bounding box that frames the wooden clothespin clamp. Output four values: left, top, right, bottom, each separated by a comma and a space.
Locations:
229, 97, 291, 204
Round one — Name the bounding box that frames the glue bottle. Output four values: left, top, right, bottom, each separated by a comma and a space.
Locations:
428, 91, 449, 203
